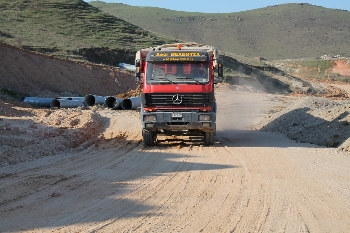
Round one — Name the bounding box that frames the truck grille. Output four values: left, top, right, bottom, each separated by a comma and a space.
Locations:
145, 93, 211, 107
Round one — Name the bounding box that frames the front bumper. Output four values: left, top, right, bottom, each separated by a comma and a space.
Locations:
141, 111, 216, 132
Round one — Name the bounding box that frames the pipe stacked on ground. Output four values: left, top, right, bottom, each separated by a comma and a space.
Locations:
82, 95, 106, 106
83, 95, 122, 108
21, 97, 55, 108
121, 96, 141, 110
104, 96, 123, 109
21, 95, 141, 110
56, 95, 107, 108
50, 99, 85, 108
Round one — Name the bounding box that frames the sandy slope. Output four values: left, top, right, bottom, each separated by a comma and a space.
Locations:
1, 90, 349, 233
0, 43, 136, 96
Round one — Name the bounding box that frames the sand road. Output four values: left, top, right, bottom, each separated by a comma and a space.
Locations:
1, 90, 349, 232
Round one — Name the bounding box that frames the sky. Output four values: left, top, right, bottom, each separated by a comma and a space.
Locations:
84, 0, 350, 13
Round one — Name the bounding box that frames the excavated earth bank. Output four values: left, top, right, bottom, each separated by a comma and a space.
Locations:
253, 96, 350, 152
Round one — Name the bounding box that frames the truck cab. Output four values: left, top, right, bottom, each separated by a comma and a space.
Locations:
135, 43, 223, 146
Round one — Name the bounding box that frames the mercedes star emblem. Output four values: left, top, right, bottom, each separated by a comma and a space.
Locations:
172, 94, 183, 104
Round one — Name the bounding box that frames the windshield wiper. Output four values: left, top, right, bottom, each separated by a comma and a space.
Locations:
186, 77, 203, 84
152, 77, 174, 84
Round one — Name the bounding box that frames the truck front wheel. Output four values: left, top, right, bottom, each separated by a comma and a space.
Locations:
204, 131, 214, 145
143, 129, 156, 146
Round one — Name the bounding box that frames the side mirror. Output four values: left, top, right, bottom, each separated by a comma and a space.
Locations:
135, 68, 141, 82
135, 59, 141, 67
135, 60, 141, 82
217, 59, 223, 78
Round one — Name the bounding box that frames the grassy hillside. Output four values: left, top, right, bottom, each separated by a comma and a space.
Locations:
0, 0, 349, 85
0, 0, 177, 64
90, 2, 350, 60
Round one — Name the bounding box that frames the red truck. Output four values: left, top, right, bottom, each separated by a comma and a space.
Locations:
135, 42, 223, 146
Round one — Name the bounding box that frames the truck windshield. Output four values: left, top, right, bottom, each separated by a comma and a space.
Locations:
146, 62, 209, 84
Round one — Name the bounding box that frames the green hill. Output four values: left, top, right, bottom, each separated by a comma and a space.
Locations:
0, 0, 177, 64
1, 0, 349, 85
90, 2, 350, 60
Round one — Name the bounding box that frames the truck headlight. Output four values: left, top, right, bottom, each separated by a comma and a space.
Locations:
199, 114, 211, 121
144, 114, 156, 122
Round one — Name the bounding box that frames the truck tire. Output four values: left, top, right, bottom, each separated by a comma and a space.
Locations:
143, 129, 156, 146
204, 131, 214, 145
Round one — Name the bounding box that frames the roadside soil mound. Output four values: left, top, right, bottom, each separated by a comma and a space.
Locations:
254, 96, 350, 152
0, 100, 105, 166
332, 60, 350, 76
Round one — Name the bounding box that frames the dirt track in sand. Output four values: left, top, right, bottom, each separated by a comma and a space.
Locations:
1, 89, 349, 232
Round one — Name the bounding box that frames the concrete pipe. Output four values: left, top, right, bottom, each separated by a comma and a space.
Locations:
57, 97, 92, 107
21, 97, 55, 108
83, 95, 108, 106
50, 99, 86, 108
121, 96, 141, 110
105, 96, 122, 109
83, 95, 97, 106
58, 95, 105, 107
93, 95, 108, 105
58, 97, 85, 102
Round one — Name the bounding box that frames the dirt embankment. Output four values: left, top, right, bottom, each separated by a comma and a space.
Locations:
332, 59, 350, 76
0, 42, 136, 97
254, 96, 350, 152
